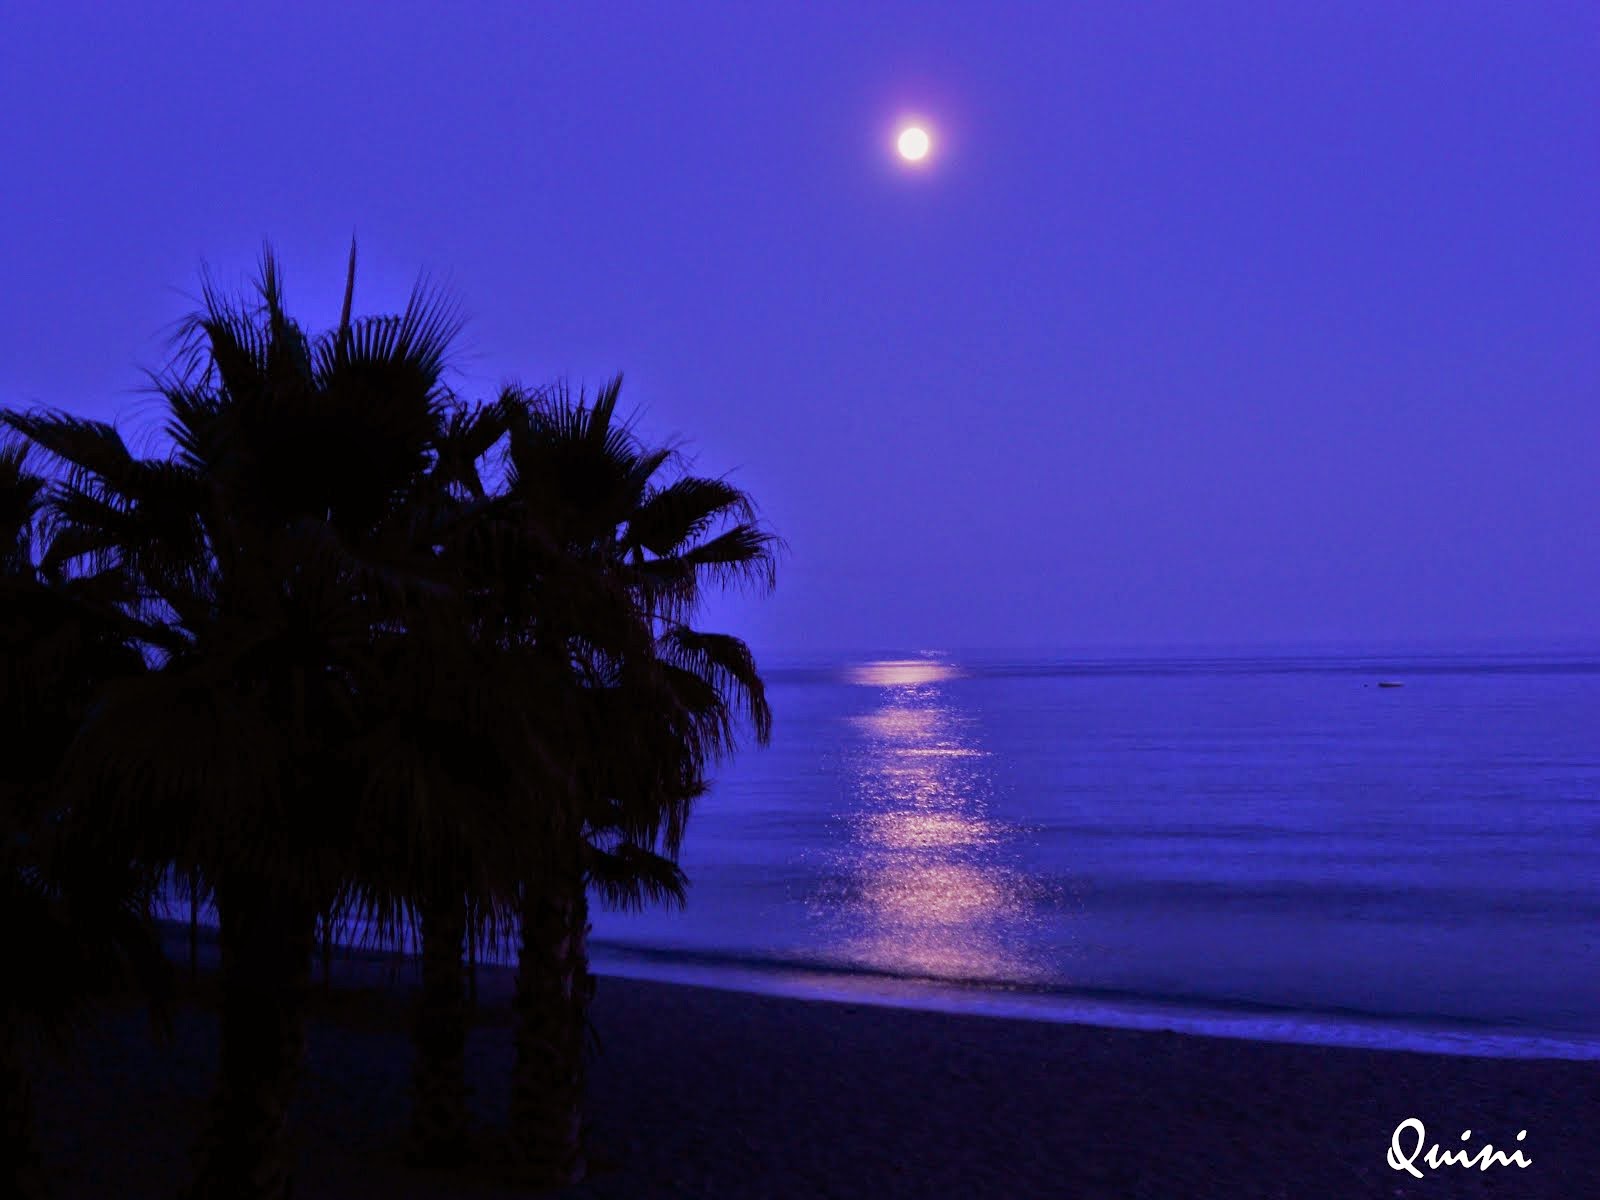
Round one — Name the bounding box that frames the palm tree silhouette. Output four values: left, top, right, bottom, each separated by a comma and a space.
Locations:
5, 253, 777, 1195
493, 379, 775, 1183
339, 394, 547, 1167
0, 437, 171, 1200
8, 250, 460, 1199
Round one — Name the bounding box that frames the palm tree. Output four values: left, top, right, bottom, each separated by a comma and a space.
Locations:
8, 258, 777, 1192
493, 379, 776, 1184
340, 426, 548, 1166
0, 438, 170, 1200
6, 249, 462, 1200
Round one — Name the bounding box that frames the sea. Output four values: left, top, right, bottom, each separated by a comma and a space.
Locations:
587, 644, 1600, 1060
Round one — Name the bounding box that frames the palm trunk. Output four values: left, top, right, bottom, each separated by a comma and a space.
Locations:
188, 871, 201, 982
319, 912, 333, 996
408, 889, 470, 1166
509, 863, 592, 1186
186, 880, 314, 1200
1, 1030, 46, 1200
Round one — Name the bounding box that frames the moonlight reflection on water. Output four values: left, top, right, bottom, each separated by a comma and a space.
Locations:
817, 658, 1052, 983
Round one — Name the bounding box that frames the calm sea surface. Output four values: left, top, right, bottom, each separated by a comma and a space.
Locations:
589, 646, 1600, 1058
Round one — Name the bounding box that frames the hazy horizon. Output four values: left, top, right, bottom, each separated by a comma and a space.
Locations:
4, 1, 1595, 652
746, 634, 1600, 659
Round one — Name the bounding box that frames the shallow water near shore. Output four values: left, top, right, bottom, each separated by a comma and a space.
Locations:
587, 643, 1600, 1059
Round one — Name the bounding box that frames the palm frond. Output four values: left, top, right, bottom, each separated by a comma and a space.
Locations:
2, 410, 138, 492
583, 839, 688, 912
625, 475, 756, 558
673, 522, 779, 591
659, 626, 772, 744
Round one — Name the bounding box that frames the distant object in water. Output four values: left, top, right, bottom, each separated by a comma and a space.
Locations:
1378, 680, 1405, 688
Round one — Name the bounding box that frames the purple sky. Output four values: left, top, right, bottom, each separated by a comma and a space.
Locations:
3, 1, 1595, 652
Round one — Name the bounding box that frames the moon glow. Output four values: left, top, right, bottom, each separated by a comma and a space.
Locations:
896, 126, 931, 162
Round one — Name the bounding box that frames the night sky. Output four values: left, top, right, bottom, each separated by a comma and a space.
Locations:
3, 1, 1595, 652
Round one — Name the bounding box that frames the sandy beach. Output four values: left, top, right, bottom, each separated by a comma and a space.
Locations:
24, 933, 1598, 1199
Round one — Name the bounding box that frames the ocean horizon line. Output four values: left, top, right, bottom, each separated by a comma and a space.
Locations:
746, 636, 1600, 664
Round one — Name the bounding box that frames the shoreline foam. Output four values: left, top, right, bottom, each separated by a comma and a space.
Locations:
590, 942, 1600, 1063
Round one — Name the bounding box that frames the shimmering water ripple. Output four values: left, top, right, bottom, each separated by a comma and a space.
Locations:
811, 660, 1053, 983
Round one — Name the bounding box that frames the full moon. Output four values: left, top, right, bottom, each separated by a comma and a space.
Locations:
896, 126, 931, 162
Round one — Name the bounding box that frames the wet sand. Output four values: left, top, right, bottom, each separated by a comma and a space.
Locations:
30, 938, 1600, 1198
